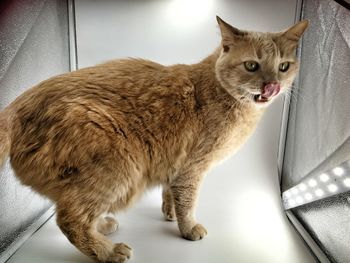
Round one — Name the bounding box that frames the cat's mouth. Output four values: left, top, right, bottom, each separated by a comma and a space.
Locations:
252, 82, 281, 104
253, 94, 271, 104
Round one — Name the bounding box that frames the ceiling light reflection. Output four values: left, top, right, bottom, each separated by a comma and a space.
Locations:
299, 183, 307, 191
304, 193, 313, 201
308, 179, 317, 187
333, 167, 344, 176
343, 178, 350, 188
327, 184, 338, 193
166, 0, 213, 27
319, 173, 329, 182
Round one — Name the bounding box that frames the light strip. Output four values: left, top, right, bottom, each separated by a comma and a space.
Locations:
282, 160, 350, 210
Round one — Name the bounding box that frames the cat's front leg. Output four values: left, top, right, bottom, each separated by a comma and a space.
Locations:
170, 170, 207, 241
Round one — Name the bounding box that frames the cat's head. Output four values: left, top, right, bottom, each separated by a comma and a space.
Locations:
215, 16, 308, 108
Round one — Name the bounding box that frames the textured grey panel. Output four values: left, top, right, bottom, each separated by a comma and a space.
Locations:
282, 0, 350, 190
281, 0, 350, 262
0, 0, 69, 254
293, 191, 350, 263
0, 0, 45, 82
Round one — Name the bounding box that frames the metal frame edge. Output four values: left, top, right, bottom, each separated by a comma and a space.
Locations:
2, 207, 55, 263
68, 0, 78, 71
279, 1, 332, 262
286, 211, 331, 263
277, 0, 303, 184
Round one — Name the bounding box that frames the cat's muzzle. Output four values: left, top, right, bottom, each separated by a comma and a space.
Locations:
254, 82, 281, 104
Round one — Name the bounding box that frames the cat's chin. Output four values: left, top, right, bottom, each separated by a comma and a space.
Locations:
252, 95, 274, 108
253, 100, 273, 108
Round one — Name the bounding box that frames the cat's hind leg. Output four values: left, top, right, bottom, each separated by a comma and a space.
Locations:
96, 214, 119, 235
56, 190, 132, 263
162, 185, 176, 221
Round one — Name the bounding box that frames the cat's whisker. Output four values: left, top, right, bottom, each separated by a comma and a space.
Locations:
292, 89, 309, 104
283, 87, 296, 102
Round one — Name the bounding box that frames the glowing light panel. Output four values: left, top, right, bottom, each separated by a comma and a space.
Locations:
319, 173, 329, 182
308, 179, 317, 187
327, 184, 338, 193
333, 167, 344, 176
315, 189, 324, 197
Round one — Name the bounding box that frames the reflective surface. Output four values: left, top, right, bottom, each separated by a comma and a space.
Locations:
293, 191, 350, 263
283, 160, 350, 210
282, 0, 350, 190
0, 0, 70, 256
281, 0, 350, 262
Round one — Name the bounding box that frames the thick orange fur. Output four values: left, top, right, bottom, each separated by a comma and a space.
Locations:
0, 17, 308, 262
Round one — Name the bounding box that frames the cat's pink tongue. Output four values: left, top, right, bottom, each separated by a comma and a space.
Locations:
262, 82, 280, 99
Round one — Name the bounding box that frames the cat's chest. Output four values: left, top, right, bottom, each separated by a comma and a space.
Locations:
201, 106, 262, 162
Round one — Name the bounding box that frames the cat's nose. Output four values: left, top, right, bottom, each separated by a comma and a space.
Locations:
261, 81, 281, 98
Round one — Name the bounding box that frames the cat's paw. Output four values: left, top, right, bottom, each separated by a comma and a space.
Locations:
97, 216, 119, 235
107, 243, 132, 263
182, 224, 207, 241
161, 201, 176, 221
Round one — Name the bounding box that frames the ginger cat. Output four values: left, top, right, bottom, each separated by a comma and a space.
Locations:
0, 16, 308, 262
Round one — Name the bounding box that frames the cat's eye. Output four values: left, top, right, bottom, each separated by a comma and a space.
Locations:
279, 62, 290, 72
244, 61, 259, 72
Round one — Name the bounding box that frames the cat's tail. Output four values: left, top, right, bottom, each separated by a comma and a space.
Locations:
0, 108, 11, 168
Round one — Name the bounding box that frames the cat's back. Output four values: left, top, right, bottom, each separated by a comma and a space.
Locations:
9, 57, 196, 145
8, 58, 197, 191
10, 58, 194, 111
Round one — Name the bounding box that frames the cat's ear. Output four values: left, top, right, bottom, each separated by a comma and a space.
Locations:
216, 16, 246, 52
282, 20, 309, 41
